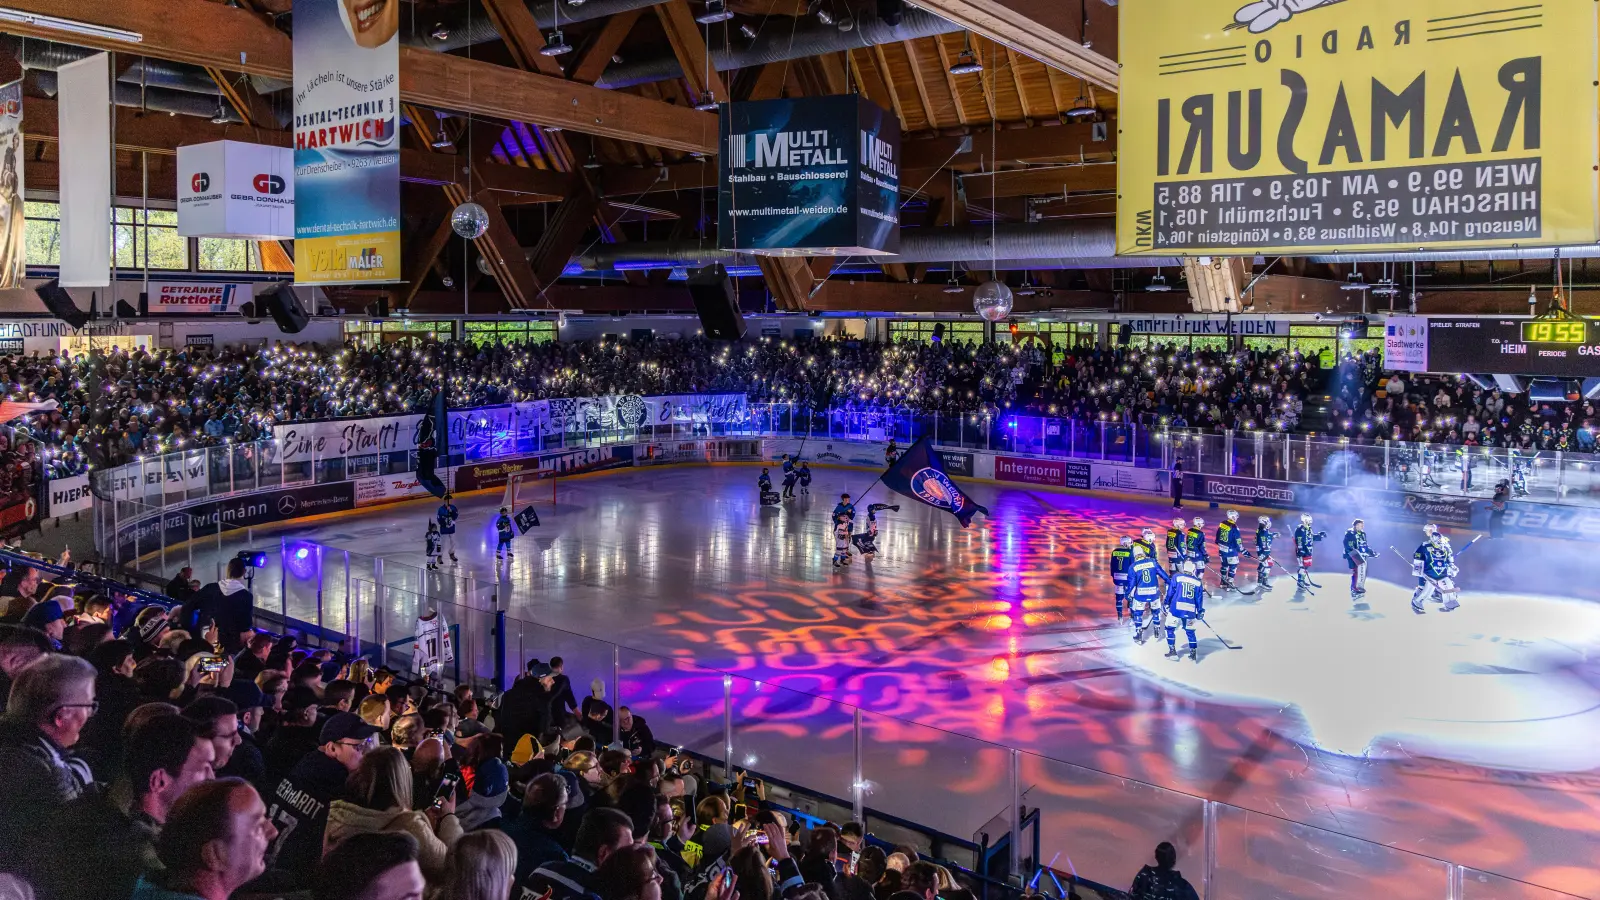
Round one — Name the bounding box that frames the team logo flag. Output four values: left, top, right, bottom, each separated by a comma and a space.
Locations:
514, 507, 541, 534
880, 436, 987, 528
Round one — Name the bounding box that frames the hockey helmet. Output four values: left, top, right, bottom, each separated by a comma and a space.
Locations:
1258, 515, 1272, 526
1351, 518, 1364, 529
1428, 530, 1446, 546
1226, 509, 1239, 522
1119, 536, 1133, 547
1192, 517, 1204, 528
1180, 560, 1198, 574
1172, 517, 1184, 529
1141, 528, 1156, 541
1422, 522, 1438, 536
1300, 513, 1313, 524
1132, 544, 1148, 559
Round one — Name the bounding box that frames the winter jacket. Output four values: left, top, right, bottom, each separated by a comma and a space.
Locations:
1129, 865, 1199, 900
322, 800, 463, 882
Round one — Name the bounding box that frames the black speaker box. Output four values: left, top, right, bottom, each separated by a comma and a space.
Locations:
37, 280, 88, 329
261, 283, 310, 334
1117, 322, 1133, 346
688, 263, 745, 341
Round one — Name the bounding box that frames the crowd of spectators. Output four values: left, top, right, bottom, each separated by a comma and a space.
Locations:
0, 548, 1063, 900
10, 332, 1598, 483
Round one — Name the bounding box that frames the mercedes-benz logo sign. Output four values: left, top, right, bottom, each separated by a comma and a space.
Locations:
278, 495, 297, 515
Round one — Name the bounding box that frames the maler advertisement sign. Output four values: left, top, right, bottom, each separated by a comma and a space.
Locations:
1117, 0, 1599, 256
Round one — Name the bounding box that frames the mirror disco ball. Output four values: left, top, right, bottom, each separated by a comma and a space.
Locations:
451, 201, 490, 239
973, 280, 1014, 322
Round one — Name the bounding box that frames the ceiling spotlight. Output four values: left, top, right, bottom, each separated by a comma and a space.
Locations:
540, 30, 572, 55
611, 54, 624, 64
430, 22, 450, 41
943, 276, 964, 294
949, 49, 982, 76
696, 0, 735, 23
1015, 281, 1037, 297
740, 23, 757, 39
694, 91, 720, 112
1145, 271, 1173, 292
1341, 268, 1368, 291
1371, 278, 1399, 297
583, 150, 603, 170
430, 136, 454, 149
815, 7, 834, 25
1061, 79, 1097, 120
568, 0, 587, 6
836, 13, 854, 31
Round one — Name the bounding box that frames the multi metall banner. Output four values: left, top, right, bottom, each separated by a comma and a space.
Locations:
1117, 0, 1599, 256
292, 0, 401, 284
718, 95, 901, 255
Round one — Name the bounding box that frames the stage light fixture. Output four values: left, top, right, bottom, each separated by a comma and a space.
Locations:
949, 49, 982, 75
1145, 271, 1172, 292
1061, 80, 1097, 121
236, 550, 268, 568
694, 92, 720, 112
540, 30, 572, 55
696, 0, 735, 23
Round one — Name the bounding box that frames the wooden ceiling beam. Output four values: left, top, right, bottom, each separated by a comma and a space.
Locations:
481, 0, 568, 77
907, 0, 1119, 91
0, 0, 717, 154
654, 0, 727, 106
571, 9, 644, 86
901, 41, 940, 131
205, 67, 279, 129
399, 209, 456, 310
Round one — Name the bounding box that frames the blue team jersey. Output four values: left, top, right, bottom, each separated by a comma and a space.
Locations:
1110, 546, 1134, 578
759, 473, 772, 488
799, 468, 812, 484
1134, 538, 1157, 560
1185, 527, 1207, 557
782, 459, 794, 474
1216, 521, 1242, 553
1128, 558, 1169, 596
1294, 524, 1320, 556
1165, 528, 1185, 554
1256, 526, 1276, 553
1165, 574, 1205, 617
1343, 529, 1371, 560
496, 515, 513, 539
833, 502, 855, 520
437, 504, 458, 534
1413, 543, 1454, 579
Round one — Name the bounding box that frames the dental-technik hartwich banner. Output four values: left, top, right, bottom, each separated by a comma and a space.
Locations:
292, 0, 402, 284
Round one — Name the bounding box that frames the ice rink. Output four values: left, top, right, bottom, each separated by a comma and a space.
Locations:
179, 463, 1600, 898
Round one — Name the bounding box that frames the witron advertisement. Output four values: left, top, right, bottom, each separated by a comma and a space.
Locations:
292, 0, 401, 284
1116, 0, 1599, 256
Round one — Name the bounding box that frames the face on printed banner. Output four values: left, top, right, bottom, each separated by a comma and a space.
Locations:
292, 0, 401, 284
1116, 0, 1600, 256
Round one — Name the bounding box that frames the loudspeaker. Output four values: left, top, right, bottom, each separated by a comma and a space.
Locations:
1117, 322, 1132, 346
688, 263, 745, 340
115, 299, 139, 319
261, 283, 309, 334
932, 322, 945, 342
36, 280, 88, 329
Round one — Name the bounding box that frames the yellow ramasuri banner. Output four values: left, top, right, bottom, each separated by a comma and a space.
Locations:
1116, 0, 1599, 256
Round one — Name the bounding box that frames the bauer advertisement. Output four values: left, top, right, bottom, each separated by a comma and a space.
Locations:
1116, 0, 1599, 256
292, 0, 402, 284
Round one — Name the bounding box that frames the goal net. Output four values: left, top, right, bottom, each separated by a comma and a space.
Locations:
502, 472, 557, 515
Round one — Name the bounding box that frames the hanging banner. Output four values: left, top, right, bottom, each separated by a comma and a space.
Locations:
0, 80, 23, 290
292, 0, 401, 284
719, 95, 901, 255
273, 413, 425, 464
57, 54, 111, 288
1116, 0, 1600, 256
148, 282, 256, 315
177, 140, 295, 239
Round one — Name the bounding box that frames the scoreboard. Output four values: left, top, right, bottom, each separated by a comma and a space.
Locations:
1423, 318, 1600, 377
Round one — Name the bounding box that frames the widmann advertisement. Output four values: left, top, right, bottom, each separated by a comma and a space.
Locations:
292, 0, 401, 284
1116, 0, 1600, 256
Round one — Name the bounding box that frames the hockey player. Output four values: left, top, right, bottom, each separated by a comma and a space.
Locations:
436, 493, 460, 564
1126, 544, 1170, 643
495, 507, 515, 561
1164, 560, 1206, 662
1165, 518, 1187, 567
1293, 513, 1326, 591
1254, 516, 1279, 588
425, 520, 443, 571
758, 468, 780, 506
833, 493, 856, 523
1184, 517, 1209, 576
1410, 529, 1461, 613
1215, 511, 1243, 589
1110, 536, 1135, 620
798, 461, 812, 495
832, 515, 853, 567
852, 505, 893, 559
780, 455, 797, 499
1343, 518, 1376, 596
1134, 528, 1159, 562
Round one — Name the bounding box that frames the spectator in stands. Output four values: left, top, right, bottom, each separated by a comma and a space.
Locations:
130, 778, 277, 900
0, 624, 50, 711
264, 711, 378, 884
549, 656, 579, 720
184, 694, 242, 773
135, 655, 187, 705
323, 679, 359, 715
389, 713, 425, 757
504, 772, 574, 881
1128, 841, 1198, 900
359, 694, 392, 731
20, 599, 66, 649
312, 831, 425, 900
433, 830, 518, 900
0, 653, 97, 873
324, 745, 462, 882
616, 706, 656, 757
192, 559, 253, 655
902, 862, 941, 900
595, 842, 665, 900
526, 807, 635, 900
234, 633, 273, 681
799, 825, 873, 900
165, 566, 196, 603
498, 661, 559, 759
80, 637, 141, 771
57, 714, 216, 900
219, 680, 267, 782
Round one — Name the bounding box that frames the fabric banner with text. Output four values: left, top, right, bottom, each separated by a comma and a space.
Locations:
0, 79, 23, 290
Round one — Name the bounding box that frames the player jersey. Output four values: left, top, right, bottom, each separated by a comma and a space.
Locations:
436, 504, 458, 534
834, 522, 851, 547
1165, 527, 1184, 555
496, 515, 513, 540
1134, 537, 1157, 559
1110, 546, 1134, 579
1256, 525, 1276, 553
833, 502, 855, 521
1216, 521, 1242, 553
1128, 558, 1168, 597
782, 459, 794, 474
426, 531, 441, 555
1184, 527, 1207, 558
1294, 524, 1321, 556
1165, 573, 1205, 617
798, 467, 812, 485
758, 473, 772, 489
1413, 542, 1454, 580
1343, 529, 1372, 561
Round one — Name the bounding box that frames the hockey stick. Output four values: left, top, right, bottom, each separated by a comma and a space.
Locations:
1199, 616, 1243, 650
1452, 534, 1485, 557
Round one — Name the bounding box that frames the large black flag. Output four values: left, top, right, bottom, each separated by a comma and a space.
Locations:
880, 436, 987, 528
